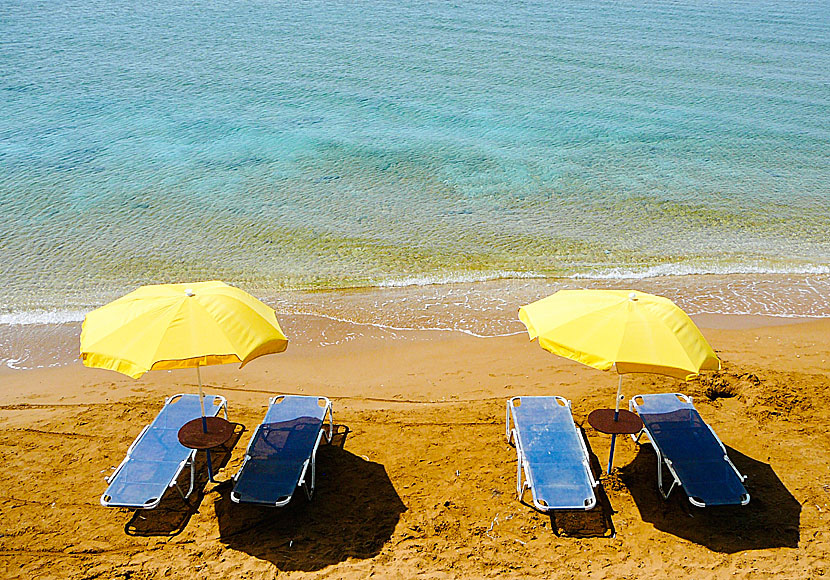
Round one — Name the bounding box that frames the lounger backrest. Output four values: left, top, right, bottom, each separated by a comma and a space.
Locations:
263, 396, 328, 424
146, 393, 221, 426
631, 393, 692, 415
131, 394, 223, 456
639, 409, 726, 461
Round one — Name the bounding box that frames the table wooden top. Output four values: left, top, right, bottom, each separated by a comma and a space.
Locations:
587, 408, 644, 435
177, 416, 234, 450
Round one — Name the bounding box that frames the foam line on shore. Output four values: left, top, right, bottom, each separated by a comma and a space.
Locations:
0, 310, 87, 326
570, 263, 830, 280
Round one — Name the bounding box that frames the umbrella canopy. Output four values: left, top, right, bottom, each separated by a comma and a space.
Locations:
518, 289, 719, 381
80, 280, 288, 379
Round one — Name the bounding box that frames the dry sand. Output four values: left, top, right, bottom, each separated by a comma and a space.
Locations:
1, 315, 828, 579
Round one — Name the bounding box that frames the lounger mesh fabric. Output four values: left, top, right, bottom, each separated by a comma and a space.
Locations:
632, 393, 748, 506
232, 396, 329, 506
101, 394, 224, 508
509, 397, 596, 510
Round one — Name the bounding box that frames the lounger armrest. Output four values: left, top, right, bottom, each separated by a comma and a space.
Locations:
213, 395, 228, 419
576, 429, 599, 488
169, 452, 195, 488
322, 398, 334, 442
124, 424, 151, 457
105, 423, 151, 483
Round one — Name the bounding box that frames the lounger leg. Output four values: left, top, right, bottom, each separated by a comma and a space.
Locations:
303, 429, 325, 501
519, 465, 530, 503
185, 452, 196, 498
174, 479, 194, 505
299, 458, 314, 501
516, 454, 523, 498
205, 450, 216, 482
515, 444, 530, 502
309, 452, 316, 499
631, 427, 645, 444
655, 451, 678, 500
656, 451, 665, 497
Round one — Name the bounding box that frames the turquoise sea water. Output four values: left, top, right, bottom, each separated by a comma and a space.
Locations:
2, 0, 830, 322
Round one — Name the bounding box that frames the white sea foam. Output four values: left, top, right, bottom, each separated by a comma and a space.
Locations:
570, 263, 830, 280
375, 271, 547, 288
0, 310, 88, 326
369, 264, 830, 288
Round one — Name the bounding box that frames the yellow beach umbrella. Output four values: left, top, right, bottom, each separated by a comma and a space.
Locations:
519, 289, 719, 381
518, 289, 719, 471
81, 280, 288, 421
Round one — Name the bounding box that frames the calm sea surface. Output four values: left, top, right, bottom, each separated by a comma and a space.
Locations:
1, 0, 829, 366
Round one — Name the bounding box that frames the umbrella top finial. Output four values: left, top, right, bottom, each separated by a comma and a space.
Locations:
628, 292, 637, 301
185, 288, 195, 297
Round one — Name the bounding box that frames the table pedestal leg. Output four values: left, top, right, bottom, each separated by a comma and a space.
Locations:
607, 433, 617, 474
206, 449, 216, 482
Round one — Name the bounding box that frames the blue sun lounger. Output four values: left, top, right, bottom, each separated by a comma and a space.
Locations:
630, 393, 749, 507
101, 393, 228, 509
231, 395, 333, 507
506, 396, 598, 511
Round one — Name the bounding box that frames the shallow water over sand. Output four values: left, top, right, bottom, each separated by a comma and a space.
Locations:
2, 273, 828, 371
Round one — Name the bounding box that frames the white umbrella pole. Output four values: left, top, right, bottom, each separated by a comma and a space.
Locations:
608, 374, 623, 473
197, 364, 207, 432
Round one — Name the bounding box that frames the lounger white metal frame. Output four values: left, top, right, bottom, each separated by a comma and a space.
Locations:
231, 395, 333, 507
506, 396, 598, 511
100, 393, 228, 509
630, 393, 749, 507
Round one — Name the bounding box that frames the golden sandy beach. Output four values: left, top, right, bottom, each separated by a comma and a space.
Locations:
1, 314, 828, 579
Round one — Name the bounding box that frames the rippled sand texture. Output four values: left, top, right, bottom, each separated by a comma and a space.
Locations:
3, 0, 830, 314
0, 317, 828, 579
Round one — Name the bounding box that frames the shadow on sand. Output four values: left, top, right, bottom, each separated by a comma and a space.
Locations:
125, 422, 246, 537
214, 425, 406, 572
620, 444, 801, 552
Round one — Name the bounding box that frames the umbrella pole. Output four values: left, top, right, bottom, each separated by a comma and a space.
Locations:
608, 374, 623, 473
195, 363, 217, 481
197, 364, 207, 432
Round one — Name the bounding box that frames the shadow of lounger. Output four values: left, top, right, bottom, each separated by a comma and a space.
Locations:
215, 425, 406, 572
621, 445, 801, 552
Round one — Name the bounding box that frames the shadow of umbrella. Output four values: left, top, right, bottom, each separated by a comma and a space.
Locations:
621, 445, 801, 552
214, 426, 406, 572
